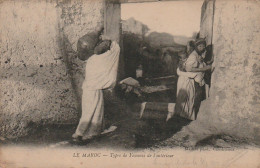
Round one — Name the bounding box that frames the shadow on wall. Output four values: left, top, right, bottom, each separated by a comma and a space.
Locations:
58, 34, 84, 110
204, 44, 213, 86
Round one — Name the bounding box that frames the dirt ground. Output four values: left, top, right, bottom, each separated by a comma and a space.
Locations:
0, 83, 257, 150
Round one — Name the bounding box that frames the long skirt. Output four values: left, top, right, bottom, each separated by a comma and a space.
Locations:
75, 89, 105, 138
174, 76, 204, 120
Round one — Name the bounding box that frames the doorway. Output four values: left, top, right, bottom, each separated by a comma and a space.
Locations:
103, 0, 215, 148
104, 0, 214, 102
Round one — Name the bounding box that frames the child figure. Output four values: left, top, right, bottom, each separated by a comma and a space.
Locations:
178, 50, 188, 72
178, 50, 206, 86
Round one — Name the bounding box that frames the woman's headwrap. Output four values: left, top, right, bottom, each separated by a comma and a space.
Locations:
195, 38, 206, 47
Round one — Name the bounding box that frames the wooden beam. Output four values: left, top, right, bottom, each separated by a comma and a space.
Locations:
120, 0, 196, 3
104, 1, 121, 42
120, 0, 158, 3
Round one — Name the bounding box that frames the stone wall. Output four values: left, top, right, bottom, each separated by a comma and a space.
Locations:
0, 0, 104, 138
200, 0, 214, 45
199, 0, 260, 143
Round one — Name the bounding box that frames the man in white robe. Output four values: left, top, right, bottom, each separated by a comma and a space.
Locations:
72, 39, 120, 141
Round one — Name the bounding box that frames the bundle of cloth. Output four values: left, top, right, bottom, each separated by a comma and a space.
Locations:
119, 77, 143, 98
76, 29, 111, 61
77, 32, 100, 61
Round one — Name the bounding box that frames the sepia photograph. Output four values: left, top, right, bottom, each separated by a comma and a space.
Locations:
0, 0, 259, 167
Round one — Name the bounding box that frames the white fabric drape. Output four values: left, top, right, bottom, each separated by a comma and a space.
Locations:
75, 41, 120, 138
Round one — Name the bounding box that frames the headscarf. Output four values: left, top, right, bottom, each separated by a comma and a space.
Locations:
194, 38, 206, 55
195, 38, 206, 47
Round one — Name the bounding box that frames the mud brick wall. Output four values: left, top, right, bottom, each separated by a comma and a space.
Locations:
0, 0, 104, 138
199, 0, 260, 143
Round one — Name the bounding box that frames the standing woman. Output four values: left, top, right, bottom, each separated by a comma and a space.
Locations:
174, 38, 212, 120
72, 34, 120, 142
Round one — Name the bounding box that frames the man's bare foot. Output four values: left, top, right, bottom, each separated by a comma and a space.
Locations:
72, 133, 82, 142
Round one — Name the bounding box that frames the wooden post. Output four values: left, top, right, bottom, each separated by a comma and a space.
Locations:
104, 0, 125, 80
